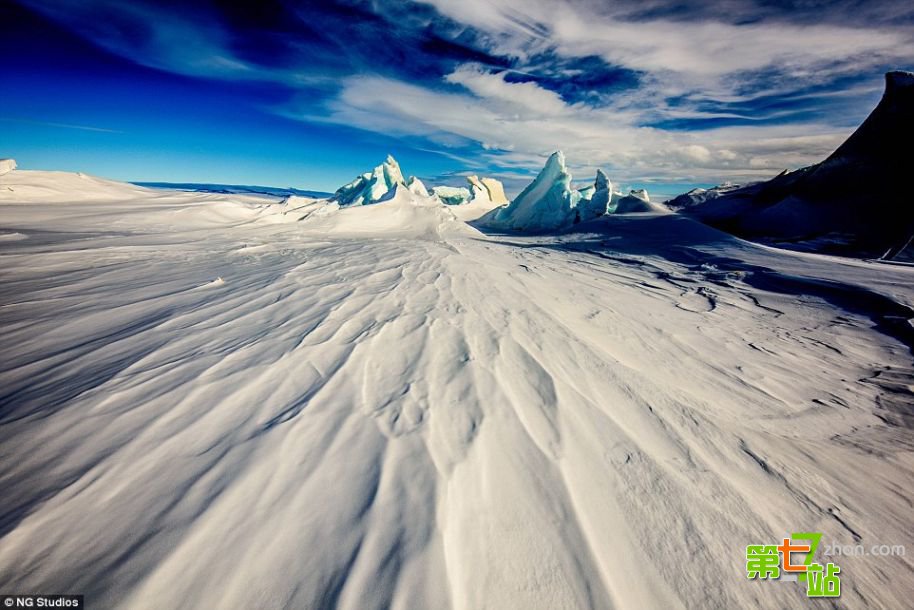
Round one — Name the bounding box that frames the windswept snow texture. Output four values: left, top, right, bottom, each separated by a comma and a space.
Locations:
331, 155, 406, 206
0, 159, 16, 175
2, 170, 914, 609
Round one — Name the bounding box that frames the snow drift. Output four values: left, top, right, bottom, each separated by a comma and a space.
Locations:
614, 189, 669, 214
0, 159, 16, 176
298, 184, 477, 239
2, 168, 914, 609
680, 71, 914, 259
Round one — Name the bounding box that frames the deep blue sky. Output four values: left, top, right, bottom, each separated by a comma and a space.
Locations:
1, 0, 912, 194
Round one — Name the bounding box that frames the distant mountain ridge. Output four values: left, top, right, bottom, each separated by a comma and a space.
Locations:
673, 71, 914, 259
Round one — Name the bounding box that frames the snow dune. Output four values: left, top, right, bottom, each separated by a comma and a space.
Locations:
1, 170, 913, 609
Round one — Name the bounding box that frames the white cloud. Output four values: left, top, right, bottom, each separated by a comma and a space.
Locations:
313, 0, 911, 186
308, 70, 852, 187
31, 0, 911, 189
420, 0, 913, 86
444, 65, 573, 116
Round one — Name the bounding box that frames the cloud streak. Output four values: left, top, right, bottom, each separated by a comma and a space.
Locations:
0, 117, 124, 133
16, 0, 914, 187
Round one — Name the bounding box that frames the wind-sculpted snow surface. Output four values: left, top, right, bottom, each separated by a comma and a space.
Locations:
0, 159, 16, 176
2, 170, 914, 609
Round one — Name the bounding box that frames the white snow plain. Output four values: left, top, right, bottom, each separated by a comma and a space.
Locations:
1, 169, 914, 609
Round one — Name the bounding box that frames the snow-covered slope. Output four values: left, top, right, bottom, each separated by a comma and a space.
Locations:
681, 71, 914, 259
614, 188, 669, 214
0, 159, 16, 176
2, 170, 914, 609
666, 183, 744, 211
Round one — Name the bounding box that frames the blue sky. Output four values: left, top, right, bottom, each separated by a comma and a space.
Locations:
1, 0, 912, 195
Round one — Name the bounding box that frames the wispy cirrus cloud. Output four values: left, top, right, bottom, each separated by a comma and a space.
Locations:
0, 117, 124, 133
316, 70, 849, 187
15, 0, 914, 188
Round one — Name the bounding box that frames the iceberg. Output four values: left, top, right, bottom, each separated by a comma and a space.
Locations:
480, 151, 580, 231
479, 153, 615, 230
407, 176, 430, 197
432, 185, 472, 205
480, 177, 508, 204
331, 155, 406, 206
467, 175, 489, 202
576, 169, 612, 222
435, 176, 510, 206
468, 176, 509, 204
577, 185, 596, 201
0, 158, 16, 176
444, 176, 508, 222
630, 189, 649, 202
